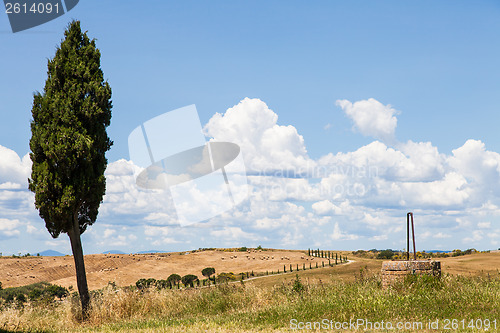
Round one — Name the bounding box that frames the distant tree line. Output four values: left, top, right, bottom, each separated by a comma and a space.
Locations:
351, 248, 481, 260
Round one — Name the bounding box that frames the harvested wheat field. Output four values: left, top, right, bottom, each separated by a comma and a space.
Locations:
438, 251, 500, 276
0, 249, 344, 290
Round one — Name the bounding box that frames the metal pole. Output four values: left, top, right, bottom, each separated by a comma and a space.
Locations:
411, 213, 416, 260
406, 212, 416, 260
407, 212, 410, 260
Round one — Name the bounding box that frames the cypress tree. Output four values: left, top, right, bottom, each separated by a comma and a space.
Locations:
29, 20, 112, 317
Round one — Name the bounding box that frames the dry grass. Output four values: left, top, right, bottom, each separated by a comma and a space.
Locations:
0, 249, 331, 291
1, 251, 499, 332
1, 271, 499, 333
439, 252, 500, 276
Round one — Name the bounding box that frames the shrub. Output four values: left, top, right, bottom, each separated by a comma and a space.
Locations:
0, 281, 58, 304
156, 280, 169, 290
238, 247, 248, 252
28, 288, 42, 301
136, 278, 157, 290
377, 249, 395, 260
292, 274, 305, 293
216, 272, 237, 283
45, 285, 69, 300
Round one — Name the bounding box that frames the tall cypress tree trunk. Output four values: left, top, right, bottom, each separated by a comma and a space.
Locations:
67, 212, 90, 317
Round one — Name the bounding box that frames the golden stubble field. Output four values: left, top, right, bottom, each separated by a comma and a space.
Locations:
0, 249, 352, 290
1, 250, 498, 292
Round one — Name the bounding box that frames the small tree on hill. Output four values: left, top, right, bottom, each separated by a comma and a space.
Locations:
181, 274, 198, 288
167, 274, 181, 288
202, 267, 215, 283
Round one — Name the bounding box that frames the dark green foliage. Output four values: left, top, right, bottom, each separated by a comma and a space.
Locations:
16, 293, 26, 302
451, 248, 476, 257
377, 249, 395, 259
292, 274, 305, 293
256, 245, 263, 251
45, 284, 69, 299
156, 280, 169, 290
238, 247, 247, 252
29, 20, 112, 238
28, 288, 42, 301
202, 267, 215, 280
308, 248, 310, 256
29, 20, 112, 316
136, 278, 157, 290
0, 281, 2, 290
0, 282, 68, 306
167, 274, 181, 288
182, 274, 199, 288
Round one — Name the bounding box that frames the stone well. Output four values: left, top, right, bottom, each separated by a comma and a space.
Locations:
381, 260, 441, 288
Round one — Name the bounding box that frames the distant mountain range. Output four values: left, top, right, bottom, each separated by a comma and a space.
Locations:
32, 249, 172, 256
37, 249, 67, 256
135, 250, 170, 254
27, 249, 455, 257
102, 250, 127, 254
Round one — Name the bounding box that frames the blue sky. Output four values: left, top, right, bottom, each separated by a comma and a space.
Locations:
1, 1, 500, 255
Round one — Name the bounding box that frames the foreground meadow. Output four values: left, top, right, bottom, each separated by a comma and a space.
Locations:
1, 268, 499, 333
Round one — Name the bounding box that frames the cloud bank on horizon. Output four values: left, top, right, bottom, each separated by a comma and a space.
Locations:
1, 97, 499, 254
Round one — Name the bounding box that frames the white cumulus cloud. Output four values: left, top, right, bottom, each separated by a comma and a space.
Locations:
204, 97, 314, 173
337, 98, 398, 143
